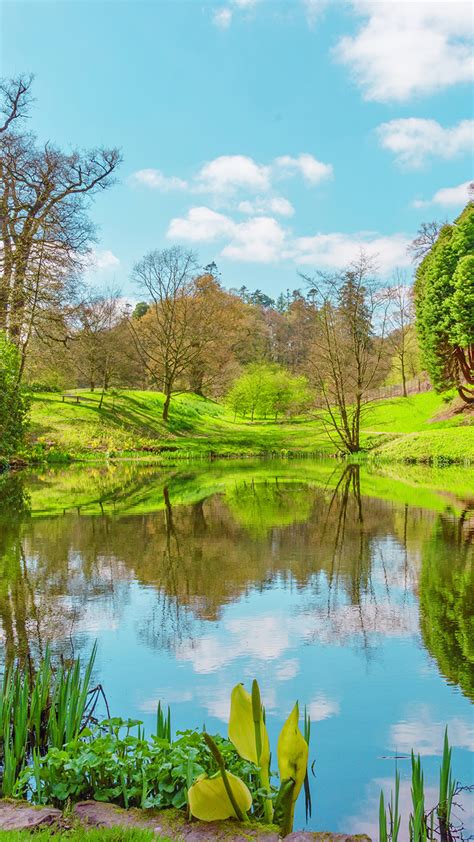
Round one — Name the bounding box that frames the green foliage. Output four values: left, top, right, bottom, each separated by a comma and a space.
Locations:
438, 727, 455, 833
0, 333, 30, 458
0, 647, 97, 797
227, 364, 311, 421
414, 203, 474, 397
379, 734, 458, 842
18, 720, 268, 818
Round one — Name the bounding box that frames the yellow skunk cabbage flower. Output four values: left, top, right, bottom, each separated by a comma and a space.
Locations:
228, 682, 270, 777
188, 771, 252, 822
277, 702, 309, 832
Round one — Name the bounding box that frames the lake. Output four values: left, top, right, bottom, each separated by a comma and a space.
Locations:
0, 459, 473, 836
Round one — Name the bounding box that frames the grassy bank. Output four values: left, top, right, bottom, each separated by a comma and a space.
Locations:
25, 388, 473, 465
0, 830, 165, 841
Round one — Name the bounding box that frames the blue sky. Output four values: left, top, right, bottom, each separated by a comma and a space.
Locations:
2, 0, 473, 298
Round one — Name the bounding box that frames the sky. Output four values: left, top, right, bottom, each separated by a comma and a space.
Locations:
2, 0, 473, 299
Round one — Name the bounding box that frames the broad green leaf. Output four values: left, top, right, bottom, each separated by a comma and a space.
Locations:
188, 771, 252, 821
277, 702, 308, 803
228, 683, 270, 784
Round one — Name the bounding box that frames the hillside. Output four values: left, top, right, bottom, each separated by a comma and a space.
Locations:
27, 389, 474, 465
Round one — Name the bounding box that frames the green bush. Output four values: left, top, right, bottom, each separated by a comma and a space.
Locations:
0, 333, 30, 458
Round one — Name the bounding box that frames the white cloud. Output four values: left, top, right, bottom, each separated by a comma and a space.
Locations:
335, 1, 474, 102
292, 231, 412, 274
167, 207, 286, 263
275, 153, 333, 184
303, 0, 327, 26
222, 215, 286, 262
391, 706, 474, 755
377, 118, 474, 169
85, 248, 120, 272
195, 155, 271, 195
275, 659, 300, 681
413, 180, 473, 208
131, 153, 333, 201
213, 7, 233, 29
167, 206, 236, 242
212, 0, 259, 27
307, 694, 340, 721
238, 196, 295, 217
176, 614, 291, 674
168, 206, 411, 273
131, 169, 188, 191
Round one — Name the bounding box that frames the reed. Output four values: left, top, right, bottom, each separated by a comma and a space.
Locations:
0, 645, 98, 797
438, 728, 455, 842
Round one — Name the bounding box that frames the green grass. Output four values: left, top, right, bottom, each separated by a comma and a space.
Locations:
375, 426, 474, 464
26, 388, 473, 464
0, 830, 169, 841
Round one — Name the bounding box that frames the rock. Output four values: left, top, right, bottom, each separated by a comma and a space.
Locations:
0, 799, 62, 830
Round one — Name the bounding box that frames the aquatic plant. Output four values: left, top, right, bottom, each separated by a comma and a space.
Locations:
438, 728, 455, 842
0, 646, 98, 796
379, 731, 459, 842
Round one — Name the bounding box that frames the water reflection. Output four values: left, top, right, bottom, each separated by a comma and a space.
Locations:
0, 460, 472, 833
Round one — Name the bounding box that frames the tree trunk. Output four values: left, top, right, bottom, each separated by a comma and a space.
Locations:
401, 356, 407, 397
163, 390, 171, 422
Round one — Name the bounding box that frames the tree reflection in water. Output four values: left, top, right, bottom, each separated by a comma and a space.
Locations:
0, 462, 472, 703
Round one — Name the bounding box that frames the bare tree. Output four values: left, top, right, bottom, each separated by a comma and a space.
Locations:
0, 74, 121, 376
302, 252, 390, 454
72, 290, 128, 407
408, 221, 443, 264
129, 247, 199, 421
387, 271, 419, 396
0, 74, 33, 135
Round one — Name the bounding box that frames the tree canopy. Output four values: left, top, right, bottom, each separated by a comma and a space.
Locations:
414, 202, 474, 403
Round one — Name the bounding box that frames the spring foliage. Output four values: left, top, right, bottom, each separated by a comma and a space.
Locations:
0, 332, 30, 457
414, 203, 474, 402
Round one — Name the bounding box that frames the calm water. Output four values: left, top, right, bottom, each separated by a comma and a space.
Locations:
0, 460, 473, 835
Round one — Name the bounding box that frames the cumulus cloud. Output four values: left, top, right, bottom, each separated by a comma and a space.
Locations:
413, 180, 473, 208
222, 216, 287, 263
131, 153, 333, 199
391, 706, 474, 755
195, 155, 271, 195
335, 1, 474, 102
306, 694, 340, 721
167, 206, 236, 242
131, 169, 188, 190
167, 206, 286, 263
275, 153, 333, 184
238, 196, 295, 217
377, 118, 474, 169
176, 614, 291, 673
167, 206, 411, 273
84, 248, 120, 272
292, 231, 412, 274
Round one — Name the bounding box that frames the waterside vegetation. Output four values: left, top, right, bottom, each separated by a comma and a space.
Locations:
0, 650, 466, 841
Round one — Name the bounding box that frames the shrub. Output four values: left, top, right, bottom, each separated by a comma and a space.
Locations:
0, 334, 30, 457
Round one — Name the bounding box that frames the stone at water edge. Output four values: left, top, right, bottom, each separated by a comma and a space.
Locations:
0, 799, 62, 830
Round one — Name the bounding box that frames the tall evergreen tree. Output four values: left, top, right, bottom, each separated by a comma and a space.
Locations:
414, 202, 474, 403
